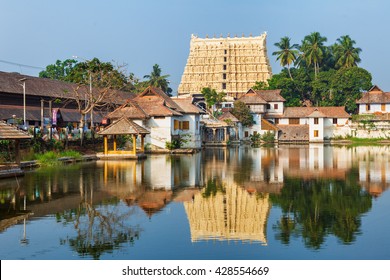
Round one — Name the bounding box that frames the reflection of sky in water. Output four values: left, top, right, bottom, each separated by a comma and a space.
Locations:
0, 145, 390, 259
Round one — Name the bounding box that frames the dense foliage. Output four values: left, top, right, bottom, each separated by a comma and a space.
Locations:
201, 87, 226, 110
264, 32, 372, 113
40, 59, 172, 94
231, 101, 254, 127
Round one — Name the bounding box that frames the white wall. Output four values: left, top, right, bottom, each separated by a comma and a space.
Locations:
359, 103, 390, 114
266, 102, 284, 115
308, 117, 324, 142
175, 114, 202, 148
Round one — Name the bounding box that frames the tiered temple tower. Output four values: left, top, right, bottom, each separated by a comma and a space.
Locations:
178, 33, 272, 98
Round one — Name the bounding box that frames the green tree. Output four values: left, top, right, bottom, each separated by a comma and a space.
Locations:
299, 32, 328, 78
252, 81, 268, 90
143, 64, 172, 95
68, 58, 127, 90
311, 69, 337, 106
44, 58, 131, 145
272, 37, 299, 80
267, 68, 311, 106
231, 100, 254, 127
333, 35, 362, 69
201, 87, 226, 112
39, 59, 78, 81
331, 67, 372, 113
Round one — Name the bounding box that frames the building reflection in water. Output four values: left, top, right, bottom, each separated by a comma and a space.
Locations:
1, 144, 390, 253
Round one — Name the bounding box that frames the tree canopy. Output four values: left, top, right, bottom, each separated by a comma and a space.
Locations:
201, 87, 226, 110
231, 100, 254, 127
143, 64, 172, 95
263, 32, 372, 113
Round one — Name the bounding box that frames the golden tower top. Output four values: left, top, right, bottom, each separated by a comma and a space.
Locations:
178, 32, 272, 98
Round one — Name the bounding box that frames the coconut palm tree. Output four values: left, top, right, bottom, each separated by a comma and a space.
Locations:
333, 35, 362, 69
300, 32, 327, 78
272, 37, 299, 80
143, 64, 172, 95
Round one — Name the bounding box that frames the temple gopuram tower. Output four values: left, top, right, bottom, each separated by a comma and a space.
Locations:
178, 32, 272, 98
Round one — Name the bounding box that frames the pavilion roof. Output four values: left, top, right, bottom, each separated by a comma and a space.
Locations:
97, 117, 150, 135
0, 121, 32, 140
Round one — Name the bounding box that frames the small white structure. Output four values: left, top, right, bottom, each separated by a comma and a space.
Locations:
356, 85, 390, 114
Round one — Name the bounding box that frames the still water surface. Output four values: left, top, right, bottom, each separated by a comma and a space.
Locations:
1, 145, 390, 259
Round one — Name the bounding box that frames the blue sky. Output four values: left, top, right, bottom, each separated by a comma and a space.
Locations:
1, 0, 388, 94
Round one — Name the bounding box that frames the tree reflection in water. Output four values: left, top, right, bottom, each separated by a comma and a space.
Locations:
271, 168, 372, 249
58, 192, 141, 259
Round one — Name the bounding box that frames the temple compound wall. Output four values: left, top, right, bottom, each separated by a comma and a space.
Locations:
178, 33, 272, 98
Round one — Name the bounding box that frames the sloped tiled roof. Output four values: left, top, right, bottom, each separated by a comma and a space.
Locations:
106, 98, 150, 120
136, 99, 183, 117
135, 86, 184, 112
251, 89, 286, 102
131, 86, 185, 117
202, 118, 228, 128
97, 117, 150, 135
282, 107, 350, 118
238, 91, 267, 104
218, 111, 239, 122
0, 71, 132, 104
170, 97, 203, 114
0, 121, 32, 140
261, 119, 278, 131
356, 85, 390, 104
0, 105, 102, 123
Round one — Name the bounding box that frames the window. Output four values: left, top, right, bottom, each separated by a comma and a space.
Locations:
314, 118, 319, 124
182, 121, 190, 130
274, 104, 279, 110
275, 118, 279, 124
222, 83, 226, 90
223, 64, 227, 70
174, 120, 179, 130
223, 73, 226, 80
224, 57, 227, 62
314, 130, 319, 137
366, 104, 370, 111
289, 118, 299, 125
224, 49, 227, 55
382, 104, 386, 111
245, 131, 249, 137
266, 104, 271, 109
333, 118, 337, 124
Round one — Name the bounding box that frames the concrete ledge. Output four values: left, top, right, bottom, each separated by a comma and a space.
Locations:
96, 152, 147, 160
0, 165, 24, 178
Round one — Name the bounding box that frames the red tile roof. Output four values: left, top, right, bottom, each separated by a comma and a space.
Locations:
238, 91, 267, 104
282, 107, 350, 118
0, 121, 32, 140
106, 98, 150, 120
356, 85, 390, 104
97, 117, 150, 135
218, 111, 239, 122
0, 71, 132, 104
251, 89, 286, 102
170, 97, 203, 114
